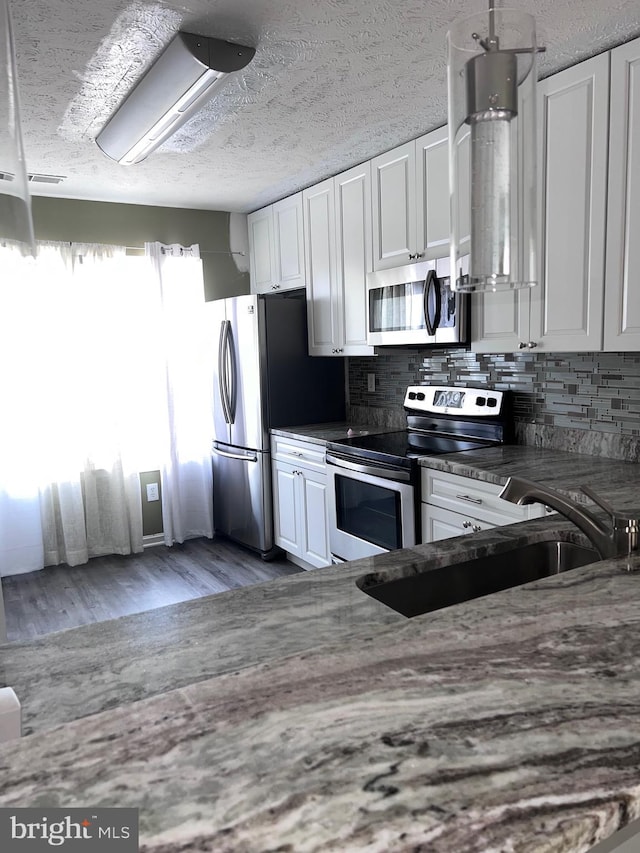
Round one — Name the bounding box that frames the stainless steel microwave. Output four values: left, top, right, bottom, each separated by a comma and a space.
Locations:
366, 260, 468, 347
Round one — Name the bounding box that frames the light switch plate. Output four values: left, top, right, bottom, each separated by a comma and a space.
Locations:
146, 482, 159, 502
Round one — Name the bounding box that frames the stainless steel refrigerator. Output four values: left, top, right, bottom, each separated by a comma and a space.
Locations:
208, 289, 345, 558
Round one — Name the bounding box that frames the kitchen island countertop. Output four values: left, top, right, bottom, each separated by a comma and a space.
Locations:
1, 452, 640, 850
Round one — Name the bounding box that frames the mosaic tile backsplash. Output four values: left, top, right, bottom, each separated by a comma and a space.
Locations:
348, 349, 640, 462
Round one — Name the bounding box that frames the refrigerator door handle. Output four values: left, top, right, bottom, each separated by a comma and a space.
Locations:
218, 321, 231, 424
226, 321, 238, 424
212, 446, 258, 462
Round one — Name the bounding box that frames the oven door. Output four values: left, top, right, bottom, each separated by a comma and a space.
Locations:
326, 453, 416, 561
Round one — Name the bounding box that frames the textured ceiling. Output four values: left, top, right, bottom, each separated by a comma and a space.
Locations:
11, 0, 640, 213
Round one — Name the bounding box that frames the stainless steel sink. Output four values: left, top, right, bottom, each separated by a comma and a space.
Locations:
356, 540, 600, 618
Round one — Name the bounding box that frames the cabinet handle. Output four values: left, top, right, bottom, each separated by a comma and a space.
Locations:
290, 451, 303, 457
518, 341, 527, 349
527, 341, 538, 349
456, 494, 483, 505
462, 520, 472, 528
408, 252, 425, 260
332, 347, 344, 354
271, 284, 281, 290
472, 524, 482, 533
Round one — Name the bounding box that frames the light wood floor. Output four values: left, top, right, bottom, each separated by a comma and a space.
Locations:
1, 537, 302, 643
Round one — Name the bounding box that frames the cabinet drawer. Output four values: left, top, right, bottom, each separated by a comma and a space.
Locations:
271, 435, 326, 472
421, 468, 546, 526
421, 503, 493, 544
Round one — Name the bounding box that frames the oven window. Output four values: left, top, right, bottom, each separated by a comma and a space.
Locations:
369, 282, 426, 333
335, 475, 402, 551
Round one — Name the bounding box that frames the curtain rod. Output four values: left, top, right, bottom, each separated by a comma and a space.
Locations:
123, 246, 245, 256
4, 240, 246, 257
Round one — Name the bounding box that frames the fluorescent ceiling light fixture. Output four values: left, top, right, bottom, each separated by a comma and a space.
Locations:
447, 5, 543, 292
96, 32, 255, 166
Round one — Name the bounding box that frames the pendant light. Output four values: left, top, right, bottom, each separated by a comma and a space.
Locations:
0, 0, 34, 256
447, 4, 543, 292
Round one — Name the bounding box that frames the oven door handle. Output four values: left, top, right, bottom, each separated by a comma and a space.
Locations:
325, 452, 412, 483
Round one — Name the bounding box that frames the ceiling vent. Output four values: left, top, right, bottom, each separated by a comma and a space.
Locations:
28, 173, 66, 184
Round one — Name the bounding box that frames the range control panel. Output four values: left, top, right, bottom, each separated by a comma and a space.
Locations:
404, 385, 504, 417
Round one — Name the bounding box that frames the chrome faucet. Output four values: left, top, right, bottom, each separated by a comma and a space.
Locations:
499, 477, 640, 560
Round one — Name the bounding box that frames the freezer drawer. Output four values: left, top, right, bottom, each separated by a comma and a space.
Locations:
212, 442, 274, 555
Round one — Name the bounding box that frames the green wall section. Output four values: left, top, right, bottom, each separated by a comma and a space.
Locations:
139, 471, 164, 537
31, 197, 249, 301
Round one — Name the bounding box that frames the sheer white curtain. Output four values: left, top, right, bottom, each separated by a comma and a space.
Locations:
145, 242, 213, 546
0, 240, 213, 577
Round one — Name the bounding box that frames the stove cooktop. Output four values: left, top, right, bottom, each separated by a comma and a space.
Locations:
326, 429, 495, 470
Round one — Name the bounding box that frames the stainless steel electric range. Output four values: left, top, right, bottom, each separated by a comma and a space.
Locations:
326, 385, 510, 562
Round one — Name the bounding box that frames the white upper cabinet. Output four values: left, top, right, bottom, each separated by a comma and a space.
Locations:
473, 53, 609, 352
415, 125, 452, 262
472, 288, 529, 353
303, 178, 339, 354
304, 166, 375, 356
604, 38, 640, 350
247, 206, 275, 293
334, 163, 375, 355
371, 127, 458, 273
371, 141, 417, 270
530, 52, 609, 351
248, 192, 305, 293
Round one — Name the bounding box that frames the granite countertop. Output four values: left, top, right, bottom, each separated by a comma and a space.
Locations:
2, 503, 640, 850
418, 444, 640, 507
271, 422, 397, 446
2, 444, 640, 849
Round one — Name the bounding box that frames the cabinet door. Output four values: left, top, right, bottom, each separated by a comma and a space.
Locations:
471, 289, 530, 353
303, 179, 339, 356
299, 468, 330, 568
604, 38, 640, 350
248, 206, 275, 294
415, 126, 451, 262
371, 141, 417, 270
530, 53, 609, 351
272, 461, 300, 556
273, 193, 305, 291
421, 504, 492, 544
334, 163, 375, 355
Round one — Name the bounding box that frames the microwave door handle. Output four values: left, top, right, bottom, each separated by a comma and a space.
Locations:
423, 270, 441, 337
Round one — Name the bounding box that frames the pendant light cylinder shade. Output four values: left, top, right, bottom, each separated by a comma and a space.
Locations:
447, 8, 538, 292
96, 32, 255, 166
0, 0, 34, 256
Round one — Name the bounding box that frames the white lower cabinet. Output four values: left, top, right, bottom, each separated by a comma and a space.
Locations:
422, 503, 493, 543
421, 468, 547, 544
271, 436, 330, 569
